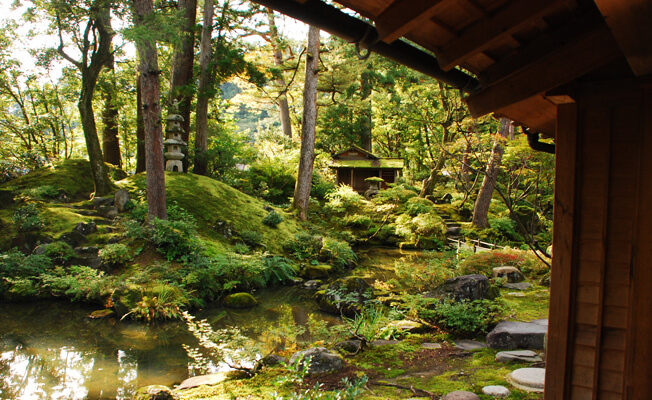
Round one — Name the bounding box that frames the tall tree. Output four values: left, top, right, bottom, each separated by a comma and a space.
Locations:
266, 8, 293, 138
193, 0, 215, 176
135, 74, 146, 174
50, 0, 115, 195
100, 53, 122, 168
293, 26, 320, 221
134, 0, 167, 221
472, 117, 511, 228
168, 0, 197, 172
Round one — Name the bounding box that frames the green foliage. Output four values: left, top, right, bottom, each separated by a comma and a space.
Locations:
148, 218, 203, 262
459, 249, 547, 278
488, 217, 522, 242
343, 304, 390, 343
283, 233, 323, 261
240, 230, 263, 247
422, 299, 505, 337
126, 285, 186, 322
239, 158, 296, 205
233, 243, 251, 254
0, 249, 52, 279
394, 211, 445, 248
324, 185, 363, 214
98, 243, 133, 265
341, 214, 371, 228
12, 203, 44, 231
403, 196, 435, 216
40, 266, 118, 303
44, 241, 76, 263
395, 251, 458, 291
18, 185, 60, 200
259, 255, 298, 286
320, 238, 357, 270
262, 210, 284, 227
310, 172, 336, 200
373, 184, 418, 204
274, 376, 368, 400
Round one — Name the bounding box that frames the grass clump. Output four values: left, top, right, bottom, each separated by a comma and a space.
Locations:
263, 210, 284, 227
12, 203, 44, 231
325, 185, 364, 214
459, 249, 548, 279
419, 299, 505, 337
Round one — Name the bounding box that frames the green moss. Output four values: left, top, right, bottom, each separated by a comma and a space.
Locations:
223, 292, 258, 308
41, 205, 95, 237
501, 287, 549, 321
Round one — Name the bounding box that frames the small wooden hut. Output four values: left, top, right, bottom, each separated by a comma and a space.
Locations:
330, 145, 404, 193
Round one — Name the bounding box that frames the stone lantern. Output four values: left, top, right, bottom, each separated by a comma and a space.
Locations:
164, 102, 187, 172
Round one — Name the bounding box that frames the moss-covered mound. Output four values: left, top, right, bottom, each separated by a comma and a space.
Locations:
117, 172, 302, 253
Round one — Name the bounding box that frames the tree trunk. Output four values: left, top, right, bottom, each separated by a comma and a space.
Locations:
267, 8, 293, 138
135, 0, 167, 221
101, 56, 122, 168
193, 0, 214, 176
169, 0, 197, 172
360, 67, 372, 152
293, 26, 320, 221
419, 151, 446, 197
135, 74, 146, 174
472, 118, 511, 228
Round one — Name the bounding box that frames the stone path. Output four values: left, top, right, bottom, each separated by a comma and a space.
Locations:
508, 367, 546, 392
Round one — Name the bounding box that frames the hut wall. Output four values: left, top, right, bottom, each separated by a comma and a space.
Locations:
546, 82, 652, 400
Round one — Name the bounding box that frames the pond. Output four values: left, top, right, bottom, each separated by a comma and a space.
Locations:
0, 248, 429, 399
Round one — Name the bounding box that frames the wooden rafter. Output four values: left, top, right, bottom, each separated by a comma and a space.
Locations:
594, 0, 652, 76
375, 0, 444, 43
465, 22, 622, 118
435, 0, 575, 71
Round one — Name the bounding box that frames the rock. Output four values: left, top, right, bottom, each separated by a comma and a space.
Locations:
90, 309, 115, 319
112, 284, 143, 318
486, 320, 548, 350
495, 350, 542, 363
424, 274, 497, 302
504, 282, 531, 291
539, 275, 551, 287
75, 246, 99, 255
422, 342, 442, 349
289, 347, 343, 374
332, 340, 362, 353
223, 292, 258, 308
371, 339, 401, 346
176, 372, 236, 390
261, 354, 286, 367
108, 236, 122, 244
441, 390, 481, 400
114, 189, 130, 212
304, 280, 322, 289
93, 196, 114, 208
454, 340, 487, 350
72, 247, 104, 270
492, 266, 525, 283
213, 220, 234, 239
74, 221, 97, 236
507, 292, 525, 297
59, 231, 87, 247
387, 320, 426, 334
315, 277, 374, 317
132, 385, 177, 400
482, 385, 511, 398
97, 205, 119, 220
302, 264, 332, 280
446, 226, 461, 236
12, 233, 53, 254
508, 367, 546, 392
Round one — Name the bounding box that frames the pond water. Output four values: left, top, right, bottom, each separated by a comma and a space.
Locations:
0, 248, 427, 399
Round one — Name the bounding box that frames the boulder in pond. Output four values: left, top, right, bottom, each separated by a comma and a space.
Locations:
132, 385, 177, 400
223, 292, 258, 308
424, 274, 497, 302
112, 284, 143, 318
289, 347, 343, 374
315, 277, 373, 317
486, 320, 548, 350
492, 266, 524, 283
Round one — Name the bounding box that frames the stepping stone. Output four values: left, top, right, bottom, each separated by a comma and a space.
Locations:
482, 385, 511, 398
371, 339, 401, 346
176, 372, 232, 390
422, 342, 442, 349
508, 367, 546, 392
441, 391, 480, 400
454, 340, 487, 350
495, 350, 542, 363
504, 282, 531, 290
486, 320, 548, 350
507, 292, 525, 297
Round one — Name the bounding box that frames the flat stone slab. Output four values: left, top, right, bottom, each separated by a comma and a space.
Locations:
422, 342, 442, 349
507, 292, 525, 297
371, 339, 401, 346
441, 391, 481, 400
508, 368, 546, 392
496, 350, 542, 363
176, 372, 231, 390
454, 340, 487, 350
482, 385, 511, 398
486, 320, 548, 350
503, 282, 531, 290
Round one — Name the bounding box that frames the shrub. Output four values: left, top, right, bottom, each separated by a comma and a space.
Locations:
127, 285, 187, 322
12, 203, 44, 231
422, 298, 504, 337
240, 230, 263, 247
259, 255, 298, 286
19, 185, 60, 200
395, 251, 457, 291
324, 185, 363, 214
0, 249, 52, 279
283, 233, 323, 261
341, 214, 372, 228
149, 218, 203, 262
488, 217, 522, 242
98, 243, 133, 265
311, 172, 336, 199
320, 238, 357, 270
40, 266, 118, 303
233, 243, 251, 254
243, 159, 296, 205
395, 212, 446, 246
44, 241, 76, 263
373, 184, 418, 204
403, 197, 435, 216
262, 210, 284, 227
458, 249, 548, 278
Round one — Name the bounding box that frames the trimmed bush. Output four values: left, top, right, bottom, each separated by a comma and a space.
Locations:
262, 210, 284, 227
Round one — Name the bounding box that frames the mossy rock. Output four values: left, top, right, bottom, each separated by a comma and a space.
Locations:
223, 292, 258, 308
132, 385, 177, 400
90, 309, 116, 319
112, 284, 143, 317
301, 264, 333, 279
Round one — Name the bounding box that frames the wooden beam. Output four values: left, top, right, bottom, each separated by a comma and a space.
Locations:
435, 0, 575, 71
375, 0, 444, 43
478, 9, 604, 87
465, 22, 621, 118
594, 0, 652, 76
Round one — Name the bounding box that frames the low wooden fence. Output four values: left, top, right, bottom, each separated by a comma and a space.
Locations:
447, 237, 506, 254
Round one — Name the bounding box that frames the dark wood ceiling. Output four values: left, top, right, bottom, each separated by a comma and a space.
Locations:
324, 0, 652, 136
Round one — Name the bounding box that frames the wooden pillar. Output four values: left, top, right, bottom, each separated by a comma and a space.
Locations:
545, 81, 651, 400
